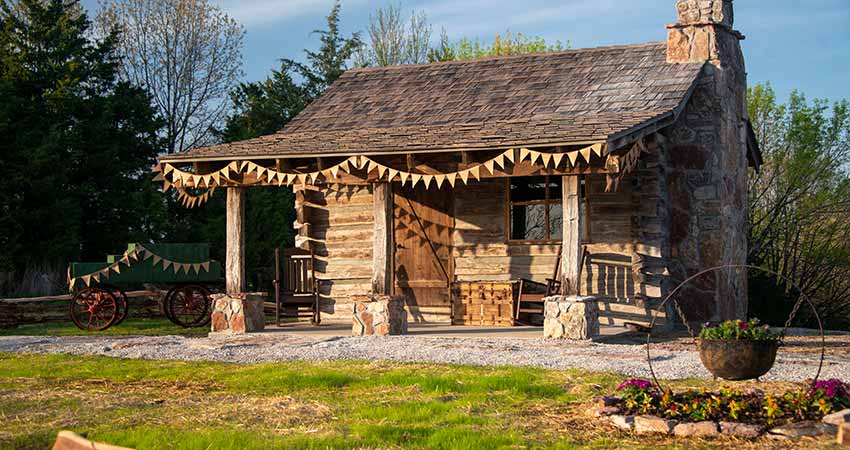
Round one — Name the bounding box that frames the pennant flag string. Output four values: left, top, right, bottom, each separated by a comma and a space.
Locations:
68, 244, 215, 290
156, 143, 607, 207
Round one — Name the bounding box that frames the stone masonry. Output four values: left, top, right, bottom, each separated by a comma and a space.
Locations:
351, 294, 408, 336
543, 296, 600, 340
210, 293, 266, 334
664, 0, 749, 323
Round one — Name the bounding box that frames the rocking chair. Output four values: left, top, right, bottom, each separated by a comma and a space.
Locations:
274, 247, 320, 326
514, 245, 588, 325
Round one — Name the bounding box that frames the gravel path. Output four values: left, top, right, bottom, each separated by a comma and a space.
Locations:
1, 333, 848, 381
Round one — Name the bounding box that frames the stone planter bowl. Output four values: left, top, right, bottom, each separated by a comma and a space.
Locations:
697, 339, 779, 380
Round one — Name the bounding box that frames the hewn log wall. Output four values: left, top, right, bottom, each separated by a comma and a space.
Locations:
453, 180, 561, 285
304, 185, 375, 321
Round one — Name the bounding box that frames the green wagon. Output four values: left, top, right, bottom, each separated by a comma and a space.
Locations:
67, 243, 223, 331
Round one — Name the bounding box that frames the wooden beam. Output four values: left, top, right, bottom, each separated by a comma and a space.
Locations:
226, 187, 246, 294
371, 182, 394, 295
561, 176, 583, 295
0, 290, 156, 304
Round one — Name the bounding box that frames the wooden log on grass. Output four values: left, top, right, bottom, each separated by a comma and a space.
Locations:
52, 430, 134, 450
0, 290, 156, 304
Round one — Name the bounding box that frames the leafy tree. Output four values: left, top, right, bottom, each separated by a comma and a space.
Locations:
747, 83, 850, 329
0, 0, 162, 291
97, 0, 244, 153
355, 2, 429, 67
356, 3, 565, 67
284, 0, 361, 96
426, 28, 455, 63
447, 31, 566, 61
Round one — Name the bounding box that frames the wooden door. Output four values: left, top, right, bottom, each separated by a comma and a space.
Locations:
393, 184, 453, 307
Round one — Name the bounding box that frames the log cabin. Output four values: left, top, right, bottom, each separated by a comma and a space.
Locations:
155, 0, 760, 330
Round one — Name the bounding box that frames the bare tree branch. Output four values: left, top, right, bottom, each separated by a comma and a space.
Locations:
97, 0, 244, 153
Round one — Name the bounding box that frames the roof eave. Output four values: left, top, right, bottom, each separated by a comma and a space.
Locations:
605, 63, 706, 151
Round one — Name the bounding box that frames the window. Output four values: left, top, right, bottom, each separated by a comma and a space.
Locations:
508, 176, 563, 242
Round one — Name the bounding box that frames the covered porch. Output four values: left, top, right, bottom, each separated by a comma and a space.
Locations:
156, 135, 667, 335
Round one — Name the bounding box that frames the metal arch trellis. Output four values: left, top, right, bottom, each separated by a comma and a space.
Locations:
645, 264, 826, 392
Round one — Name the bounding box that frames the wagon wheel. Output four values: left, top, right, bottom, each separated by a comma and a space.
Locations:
100, 284, 129, 326
162, 286, 179, 323
70, 288, 119, 331
166, 284, 212, 328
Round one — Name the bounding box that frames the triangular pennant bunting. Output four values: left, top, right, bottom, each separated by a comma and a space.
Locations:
469, 166, 481, 181
552, 153, 564, 168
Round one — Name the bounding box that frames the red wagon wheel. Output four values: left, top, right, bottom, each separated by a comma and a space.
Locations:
70, 288, 119, 331
100, 284, 129, 326
165, 285, 212, 328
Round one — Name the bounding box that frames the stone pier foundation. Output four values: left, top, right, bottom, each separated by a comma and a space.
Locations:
351, 294, 408, 336
543, 295, 600, 340
210, 293, 265, 335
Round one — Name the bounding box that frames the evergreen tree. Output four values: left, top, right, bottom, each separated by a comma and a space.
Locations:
0, 0, 161, 284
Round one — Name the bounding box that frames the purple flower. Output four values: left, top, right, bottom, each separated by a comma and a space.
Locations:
617, 378, 654, 391
810, 379, 849, 399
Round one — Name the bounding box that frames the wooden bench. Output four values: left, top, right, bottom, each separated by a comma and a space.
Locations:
274, 248, 320, 325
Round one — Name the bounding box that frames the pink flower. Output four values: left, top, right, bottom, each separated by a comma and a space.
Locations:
617, 378, 654, 391
738, 321, 748, 330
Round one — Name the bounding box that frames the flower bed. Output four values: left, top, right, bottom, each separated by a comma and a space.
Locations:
594, 377, 850, 439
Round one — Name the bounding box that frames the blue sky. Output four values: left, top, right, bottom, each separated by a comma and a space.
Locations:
81, 0, 850, 104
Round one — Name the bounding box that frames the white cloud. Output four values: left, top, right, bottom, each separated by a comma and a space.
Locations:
417, 0, 655, 40
214, 0, 366, 27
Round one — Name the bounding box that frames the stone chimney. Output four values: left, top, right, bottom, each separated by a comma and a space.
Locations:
663, 0, 750, 322
667, 0, 744, 64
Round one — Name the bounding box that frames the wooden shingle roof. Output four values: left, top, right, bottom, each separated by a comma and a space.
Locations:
164, 42, 704, 162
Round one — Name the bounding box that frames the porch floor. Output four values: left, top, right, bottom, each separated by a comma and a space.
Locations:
265, 321, 630, 340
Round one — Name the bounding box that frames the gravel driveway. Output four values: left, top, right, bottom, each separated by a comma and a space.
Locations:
1, 331, 848, 382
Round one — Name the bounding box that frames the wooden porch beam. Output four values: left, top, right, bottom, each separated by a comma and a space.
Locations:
226, 187, 247, 294
561, 176, 583, 295
371, 182, 394, 295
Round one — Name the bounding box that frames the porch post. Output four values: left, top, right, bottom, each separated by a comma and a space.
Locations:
225, 186, 246, 294
561, 176, 583, 294
371, 182, 393, 295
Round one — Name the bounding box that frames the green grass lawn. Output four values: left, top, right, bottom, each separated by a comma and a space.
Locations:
0, 318, 208, 337
0, 353, 838, 450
